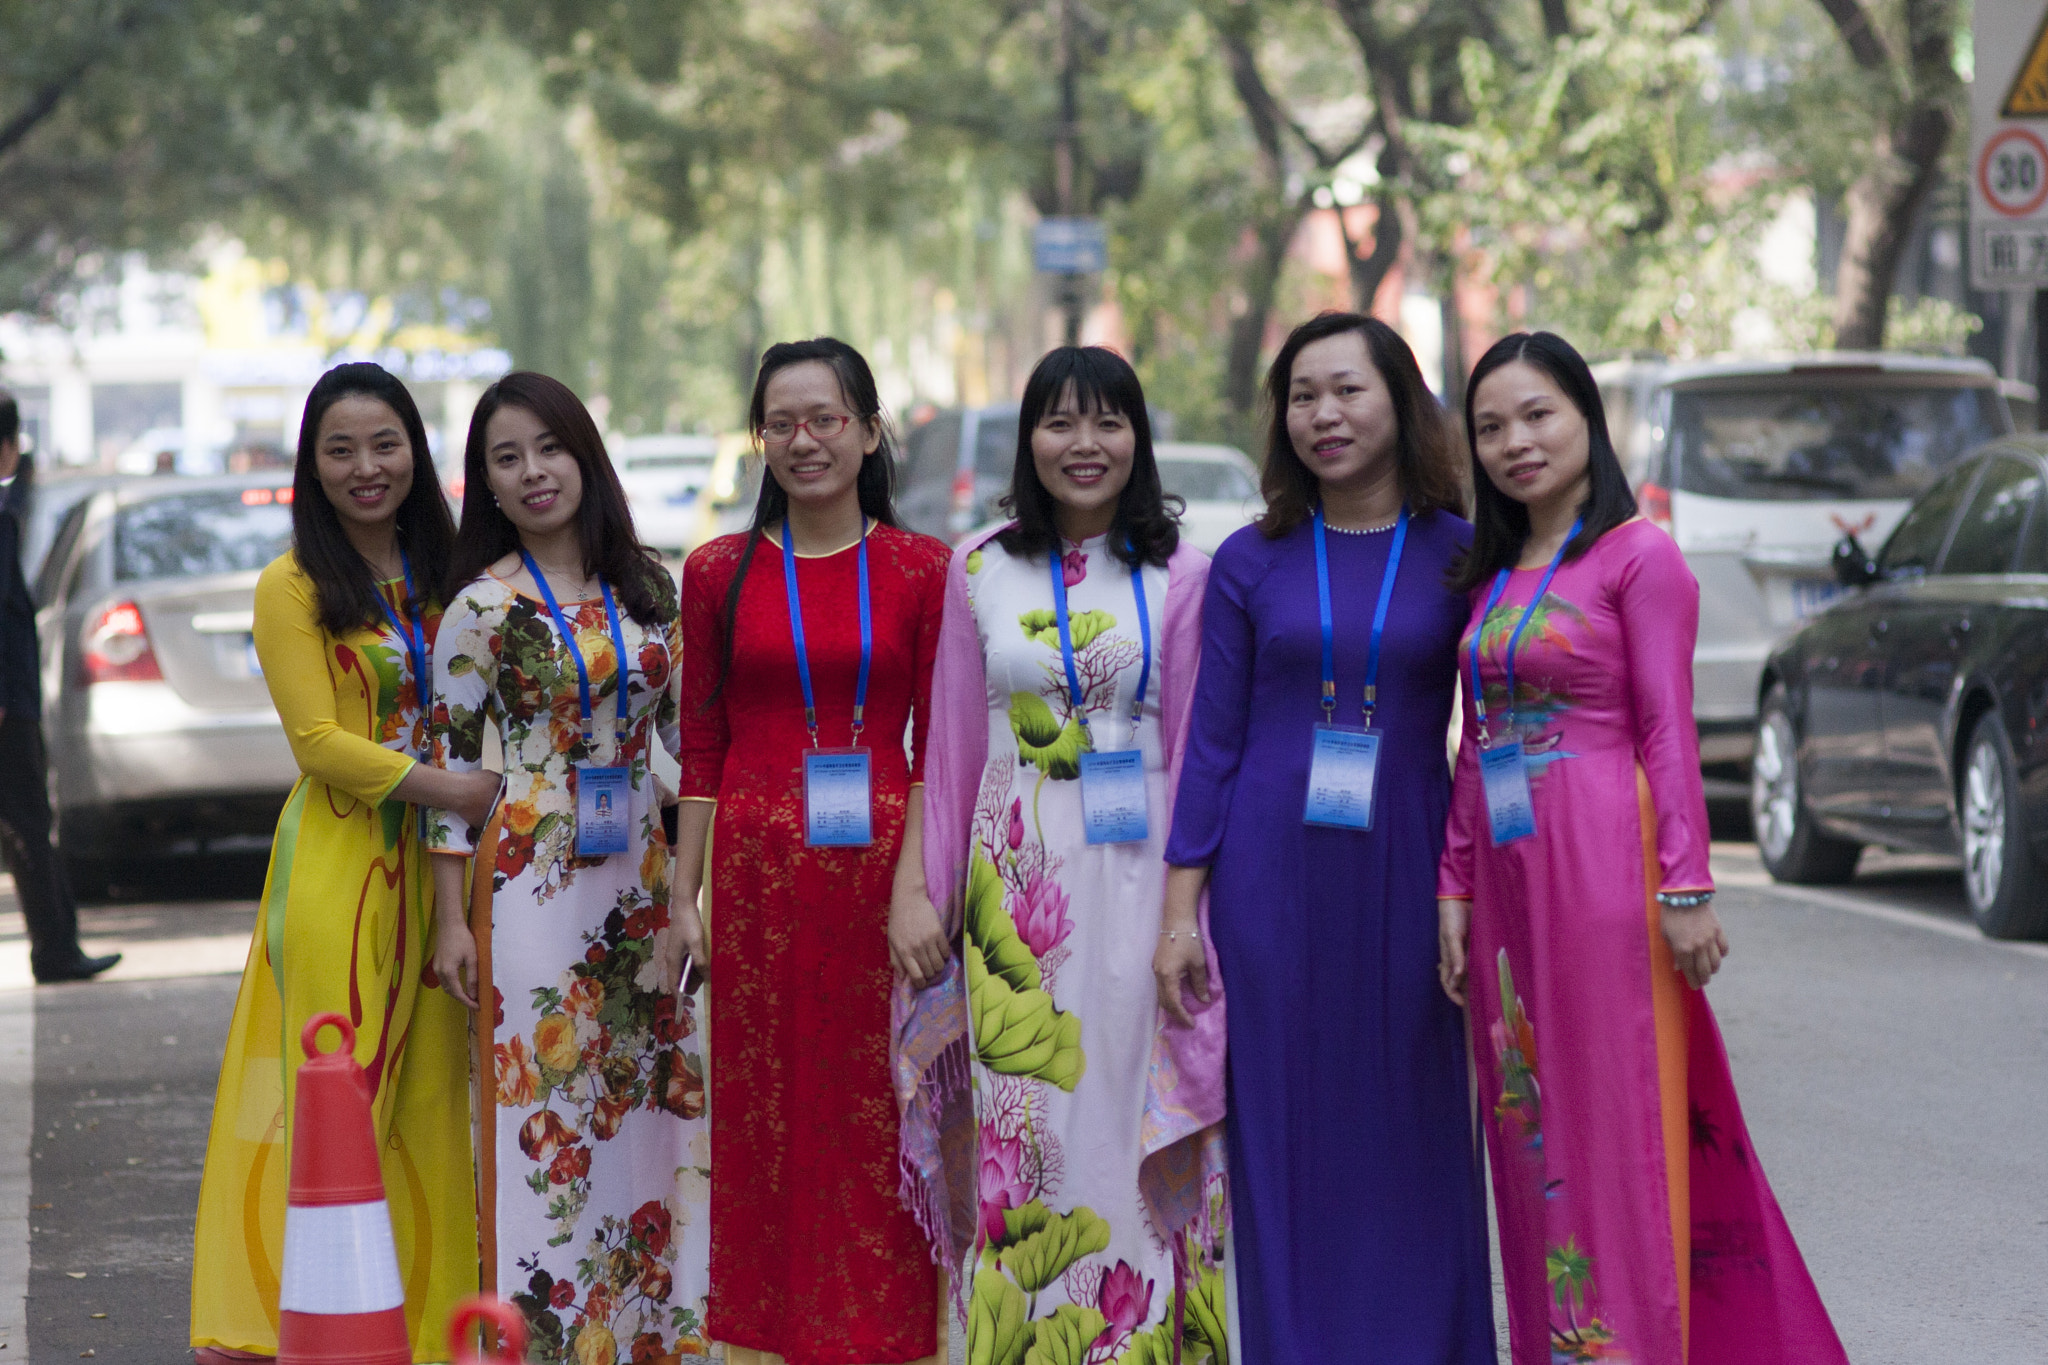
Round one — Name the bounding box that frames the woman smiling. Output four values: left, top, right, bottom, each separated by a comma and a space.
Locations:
192, 363, 492, 1363
907, 346, 1227, 1361
426, 371, 711, 1362
674, 338, 950, 1364
1163, 312, 1495, 1361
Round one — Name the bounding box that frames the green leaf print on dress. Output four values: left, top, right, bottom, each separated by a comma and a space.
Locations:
1021, 1303, 1108, 1365
964, 846, 1085, 1089
996, 1204, 1110, 1294
1010, 692, 1092, 781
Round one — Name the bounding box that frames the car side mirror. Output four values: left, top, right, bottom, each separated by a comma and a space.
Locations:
1832, 533, 1878, 587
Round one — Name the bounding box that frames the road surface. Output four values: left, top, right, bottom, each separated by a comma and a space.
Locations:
3, 844, 2044, 1363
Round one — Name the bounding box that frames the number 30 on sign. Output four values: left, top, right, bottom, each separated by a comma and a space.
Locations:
1980, 127, 2048, 218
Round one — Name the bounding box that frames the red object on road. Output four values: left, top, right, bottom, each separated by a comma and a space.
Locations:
448, 1295, 529, 1365
276, 1013, 411, 1365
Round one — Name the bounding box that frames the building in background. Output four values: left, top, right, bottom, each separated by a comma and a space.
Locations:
0, 243, 507, 474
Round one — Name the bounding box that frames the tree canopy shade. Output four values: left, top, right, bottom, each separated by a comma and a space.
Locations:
0, 0, 482, 313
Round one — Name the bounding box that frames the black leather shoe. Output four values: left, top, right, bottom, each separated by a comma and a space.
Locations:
34, 951, 122, 983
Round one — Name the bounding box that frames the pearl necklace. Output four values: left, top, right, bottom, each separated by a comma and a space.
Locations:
1325, 518, 1398, 535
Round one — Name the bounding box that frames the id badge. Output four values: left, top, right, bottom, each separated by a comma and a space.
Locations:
1304, 725, 1382, 830
575, 765, 632, 857
802, 747, 874, 847
1480, 742, 1538, 845
1078, 749, 1150, 845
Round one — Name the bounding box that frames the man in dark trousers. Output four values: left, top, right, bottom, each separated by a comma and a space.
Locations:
0, 392, 117, 983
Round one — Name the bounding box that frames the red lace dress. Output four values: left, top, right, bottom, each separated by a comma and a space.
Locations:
678, 524, 949, 1365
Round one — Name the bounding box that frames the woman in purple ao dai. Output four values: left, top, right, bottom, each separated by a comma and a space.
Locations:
1159, 313, 1495, 1363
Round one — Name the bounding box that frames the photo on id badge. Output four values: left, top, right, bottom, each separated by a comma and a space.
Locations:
576, 765, 632, 856
804, 747, 874, 847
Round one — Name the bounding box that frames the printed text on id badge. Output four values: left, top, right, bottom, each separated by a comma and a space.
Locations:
803, 747, 874, 847
1079, 749, 1149, 844
1305, 725, 1382, 830
1480, 742, 1538, 845
575, 765, 632, 856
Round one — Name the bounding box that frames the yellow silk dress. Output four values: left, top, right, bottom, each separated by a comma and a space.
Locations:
191, 554, 477, 1361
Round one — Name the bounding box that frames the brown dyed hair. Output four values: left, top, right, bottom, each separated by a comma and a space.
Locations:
1256, 312, 1464, 539
446, 371, 671, 627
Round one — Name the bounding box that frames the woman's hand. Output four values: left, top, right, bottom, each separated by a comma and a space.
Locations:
450, 769, 502, 832
1437, 897, 1471, 1006
889, 884, 949, 989
650, 922, 687, 997
1661, 902, 1729, 989
1152, 929, 1210, 1029
671, 897, 709, 985
434, 915, 480, 1010
1155, 865, 1212, 1028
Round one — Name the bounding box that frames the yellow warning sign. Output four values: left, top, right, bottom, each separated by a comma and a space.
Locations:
2003, 12, 2048, 116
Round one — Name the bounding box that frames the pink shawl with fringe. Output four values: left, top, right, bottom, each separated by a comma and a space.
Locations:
892, 525, 1228, 1276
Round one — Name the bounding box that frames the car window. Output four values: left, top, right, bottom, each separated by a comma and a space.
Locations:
1878, 462, 1979, 578
902, 414, 962, 486
1941, 456, 2041, 576
35, 499, 91, 606
1665, 377, 2006, 502
1158, 458, 1257, 502
2019, 486, 2048, 572
114, 489, 294, 582
973, 413, 1020, 479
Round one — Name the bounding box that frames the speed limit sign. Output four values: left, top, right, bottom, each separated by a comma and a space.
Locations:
1980, 128, 2048, 217
1974, 5, 2048, 286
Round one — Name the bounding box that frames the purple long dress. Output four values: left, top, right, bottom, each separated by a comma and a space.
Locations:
1165, 510, 1494, 1364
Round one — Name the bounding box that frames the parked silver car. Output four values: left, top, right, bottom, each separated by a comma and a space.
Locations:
1593, 353, 2014, 770
36, 474, 300, 880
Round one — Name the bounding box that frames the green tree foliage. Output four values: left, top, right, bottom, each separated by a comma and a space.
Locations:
0, 0, 480, 312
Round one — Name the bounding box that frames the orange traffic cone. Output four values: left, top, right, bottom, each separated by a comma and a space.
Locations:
276, 1013, 411, 1365
448, 1296, 528, 1365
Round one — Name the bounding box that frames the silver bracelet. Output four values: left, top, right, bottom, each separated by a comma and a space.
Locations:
1159, 929, 1202, 942
1656, 889, 1715, 909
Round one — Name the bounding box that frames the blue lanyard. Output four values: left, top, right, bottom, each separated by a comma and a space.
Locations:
781, 516, 872, 745
1471, 517, 1583, 747
1313, 505, 1409, 726
521, 551, 631, 750
1048, 543, 1152, 740
373, 551, 429, 747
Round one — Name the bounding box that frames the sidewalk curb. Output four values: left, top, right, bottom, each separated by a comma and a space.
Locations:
0, 987, 32, 1359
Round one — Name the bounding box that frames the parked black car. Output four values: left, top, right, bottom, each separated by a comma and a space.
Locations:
1752, 439, 2048, 939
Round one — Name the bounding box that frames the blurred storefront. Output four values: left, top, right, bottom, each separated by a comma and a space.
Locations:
0, 243, 507, 472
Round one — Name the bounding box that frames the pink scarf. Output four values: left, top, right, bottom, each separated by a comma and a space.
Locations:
892, 525, 1229, 1274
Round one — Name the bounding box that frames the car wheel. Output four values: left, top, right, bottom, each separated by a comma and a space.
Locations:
1959, 713, 2048, 940
1750, 686, 1861, 884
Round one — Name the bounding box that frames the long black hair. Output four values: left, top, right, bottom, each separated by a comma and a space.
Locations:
1449, 331, 1637, 593
995, 346, 1179, 568
445, 371, 672, 627
1257, 312, 1464, 539
706, 337, 902, 707
290, 363, 457, 636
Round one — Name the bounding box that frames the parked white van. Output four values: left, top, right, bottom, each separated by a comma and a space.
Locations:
1593, 354, 2014, 768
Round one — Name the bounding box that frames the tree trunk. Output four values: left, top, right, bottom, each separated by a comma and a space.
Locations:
1225, 207, 1306, 420
1831, 102, 1951, 348
1338, 187, 1405, 316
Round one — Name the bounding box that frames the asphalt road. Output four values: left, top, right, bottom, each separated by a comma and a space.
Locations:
3, 843, 2045, 1364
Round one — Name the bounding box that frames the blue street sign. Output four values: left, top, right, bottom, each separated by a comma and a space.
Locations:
1034, 217, 1108, 274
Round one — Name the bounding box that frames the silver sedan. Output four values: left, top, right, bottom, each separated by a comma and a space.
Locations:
36, 474, 300, 885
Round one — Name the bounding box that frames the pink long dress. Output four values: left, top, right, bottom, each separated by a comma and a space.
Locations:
1439, 520, 1848, 1365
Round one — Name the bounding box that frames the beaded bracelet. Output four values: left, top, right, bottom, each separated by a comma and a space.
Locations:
1656, 890, 1715, 909
1159, 929, 1203, 942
